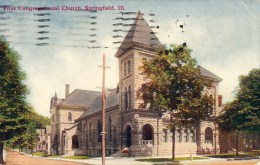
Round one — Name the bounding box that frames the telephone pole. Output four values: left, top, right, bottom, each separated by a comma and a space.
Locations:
99, 54, 109, 165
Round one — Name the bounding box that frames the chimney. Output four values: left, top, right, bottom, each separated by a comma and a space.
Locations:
65, 84, 70, 98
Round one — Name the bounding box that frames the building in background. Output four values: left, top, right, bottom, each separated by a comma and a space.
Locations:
35, 126, 51, 155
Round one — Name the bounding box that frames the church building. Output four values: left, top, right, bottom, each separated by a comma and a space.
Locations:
50, 11, 223, 157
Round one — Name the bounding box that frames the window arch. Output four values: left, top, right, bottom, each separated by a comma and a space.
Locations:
205, 127, 213, 143
190, 129, 195, 142
97, 120, 102, 142
142, 124, 154, 141
184, 129, 189, 142
128, 85, 131, 109
72, 135, 79, 148
108, 116, 112, 141
68, 112, 72, 121
124, 87, 128, 110
177, 129, 182, 142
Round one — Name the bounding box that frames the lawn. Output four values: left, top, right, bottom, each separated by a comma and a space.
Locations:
136, 157, 208, 162
205, 152, 260, 158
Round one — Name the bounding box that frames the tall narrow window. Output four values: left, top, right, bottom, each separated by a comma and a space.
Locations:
125, 87, 128, 110
128, 85, 131, 109
184, 129, 189, 142
128, 60, 131, 74
124, 62, 127, 76
190, 129, 195, 142
109, 117, 112, 141
209, 94, 213, 115
89, 123, 92, 142
177, 129, 182, 142
205, 127, 213, 143
97, 120, 102, 142
68, 112, 72, 121
163, 129, 168, 142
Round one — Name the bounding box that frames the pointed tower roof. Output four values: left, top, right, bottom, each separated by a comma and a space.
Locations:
115, 11, 162, 58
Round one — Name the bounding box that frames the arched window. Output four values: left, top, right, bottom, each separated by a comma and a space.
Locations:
142, 124, 154, 143
124, 87, 128, 110
205, 127, 213, 143
97, 120, 102, 142
184, 129, 189, 142
128, 85, 131, 109
68, 112, 72, 121
89, 123, 92, 142
109, 117, 112, 141
128, 60, 131, 74
125, 125, 131, 147
163, 129, 168, 142
190, 129, 195, 142
72, 135, 79, 148
124, 62, 127, 76
209, 94, 213, 115
177, 129, 182, 142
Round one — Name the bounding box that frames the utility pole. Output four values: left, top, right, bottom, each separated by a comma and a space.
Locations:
99, 54, 109, 165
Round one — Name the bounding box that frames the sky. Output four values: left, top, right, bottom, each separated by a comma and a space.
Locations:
0, 0, 259, 117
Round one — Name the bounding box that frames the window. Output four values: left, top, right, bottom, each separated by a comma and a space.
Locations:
190, 129, 195, 142
142, 124, 154, 141
177, 129, 182, 142
128, 60, 131, 74
205, 127, 213, 143
184, 129, 189, 142
89, 123, 92, 142
68, 112, 72, 121
109, 117, 112, 141
163, 129, 168, 142
97, 120, 102, 142
124, 87, 128, 110
209, 94, 213, 115
124, 62, 127, 76
128, 85, 131, 109
52, 115, 54, 122
72, 135, 79, 148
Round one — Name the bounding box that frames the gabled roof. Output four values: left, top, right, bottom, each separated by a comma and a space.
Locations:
77, 88, 119, 120
198, 65, 222, 82
115, 11, 162, 58
59, 89, 101, 108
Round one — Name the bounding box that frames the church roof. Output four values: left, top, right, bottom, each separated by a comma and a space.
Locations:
77, 88, 119, 120
59, 89, 101, 108
115, 11, 162, 58
198, 65, 222, 82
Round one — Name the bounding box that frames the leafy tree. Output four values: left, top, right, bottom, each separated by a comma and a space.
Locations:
10, 108, 50, 153
218, 68, 260, 131
138, 44, 213, 159
218, 68, 260, 155
0, 37, 30, 164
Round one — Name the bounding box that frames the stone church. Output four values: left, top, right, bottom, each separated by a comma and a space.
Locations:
50, 11, 223, 157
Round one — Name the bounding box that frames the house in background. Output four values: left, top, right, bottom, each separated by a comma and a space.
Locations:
35, 126, 51, 155
50, 11, 223, 157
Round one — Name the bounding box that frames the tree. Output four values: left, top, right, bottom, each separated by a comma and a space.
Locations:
218, 68, 260, 156
0, 37, 30, 164
138, 44, 213, 159
10, 108, 50, 153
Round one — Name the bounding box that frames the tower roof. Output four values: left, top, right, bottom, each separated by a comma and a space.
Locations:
115, 11, 162, 58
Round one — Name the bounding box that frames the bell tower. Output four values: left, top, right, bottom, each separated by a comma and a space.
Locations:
115, 11, 162, 112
